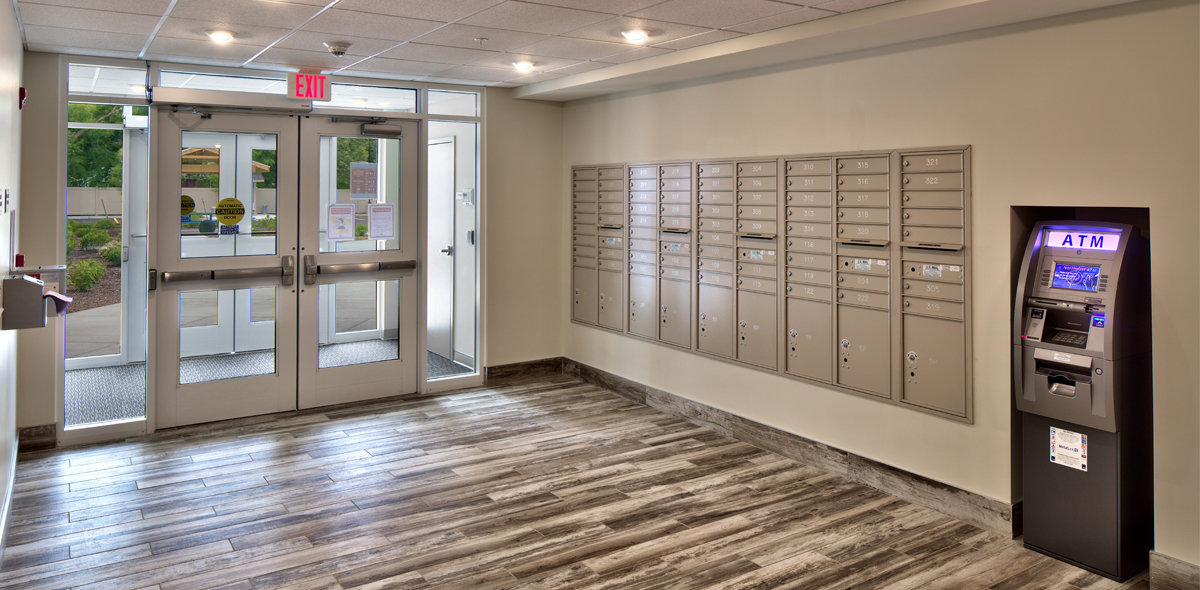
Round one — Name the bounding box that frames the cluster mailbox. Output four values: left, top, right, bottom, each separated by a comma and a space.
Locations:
570, 146, 972, 421
1013, 220, 1150, 580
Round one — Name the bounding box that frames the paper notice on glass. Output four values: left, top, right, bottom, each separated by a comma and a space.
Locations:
350, 162, 378, 200
368, 203, 395, 240
328, 203, 356, 241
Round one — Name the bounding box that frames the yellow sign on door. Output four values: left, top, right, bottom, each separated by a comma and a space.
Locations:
181, 194, 195, 216
214, 197, 245, 225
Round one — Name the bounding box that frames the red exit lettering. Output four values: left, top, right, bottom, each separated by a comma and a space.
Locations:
287, 72, 331, 101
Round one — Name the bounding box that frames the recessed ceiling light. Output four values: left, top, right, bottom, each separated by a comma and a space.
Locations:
621, 29, 649, 43
207, 30, 235, 44
130, 85, 146, 93
513, 60, 535, 73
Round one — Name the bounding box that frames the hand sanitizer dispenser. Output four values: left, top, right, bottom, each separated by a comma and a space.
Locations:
1, 274, 72, 330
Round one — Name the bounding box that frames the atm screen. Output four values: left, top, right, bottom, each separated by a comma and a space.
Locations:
1052, 263, 1101, 292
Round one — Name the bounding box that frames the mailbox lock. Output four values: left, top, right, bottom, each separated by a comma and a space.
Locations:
838, 195, 844, 201
906, 351, 918, 363
840, 339, 851, 350
904, 301, 911, 307
903, 283, 910, 289
738, 321, 747, 328
903, 195, 910, 202
838, 277, 844, 283
789, 329, 798, 338
1095, 368, 1104, 375
699, 313, 706, 320
903, 177, 910, 184
902, 160, 910, 167
837, 292, 844, 299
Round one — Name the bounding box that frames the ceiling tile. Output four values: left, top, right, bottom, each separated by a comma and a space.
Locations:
523, 0, 667, 15
412, 24, 550, 52
417, 76, 490, 86
302, 9, 444, 42
460, 1, 612, 35
650, 29, 742, 50
562, 16, 710, 46
252, 47, 350, 71
18, 0, 170, 16
470, 52, 581, 71
156, 18, 291, 45
426, 64, 516, 83
541, 60, 612, 76
726, 7, 837, 34
333, 0, 504, 23
382, 43, 497, 66
18, 3, 161, 34
170, 0, 320, 30
144, 36, 263, 65
274, 31, 399, 57
23, 24, 145, 57
811, 0, 900, 12
514, 36, 627, 61
595, 45, 673, 64
342, 57, 456, 77
630, 0, 796, 29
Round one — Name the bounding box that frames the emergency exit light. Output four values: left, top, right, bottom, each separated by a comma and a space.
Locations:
1046, 230, 1120, 251
287, 72, 331, 101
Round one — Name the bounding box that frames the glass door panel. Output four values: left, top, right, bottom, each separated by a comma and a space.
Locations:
63, 103, 150, 434
298, 117, 418, 409
154, 109, 298, 428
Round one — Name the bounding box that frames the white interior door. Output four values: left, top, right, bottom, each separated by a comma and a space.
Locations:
427, 138, 455, 359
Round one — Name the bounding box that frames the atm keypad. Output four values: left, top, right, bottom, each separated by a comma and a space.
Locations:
1047, 330, 1087, 347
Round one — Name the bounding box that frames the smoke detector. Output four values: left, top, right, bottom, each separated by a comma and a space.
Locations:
323, 41, 350, 57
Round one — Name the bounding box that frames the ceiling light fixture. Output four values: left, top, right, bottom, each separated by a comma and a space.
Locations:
621, 29, 649, 43
513, 60, 535, 73
207, 30, 235, 44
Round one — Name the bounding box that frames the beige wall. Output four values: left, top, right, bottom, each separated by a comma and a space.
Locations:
561, 0, 1198, 565
483, 89, 565, 366
0, 0, 23, 546
16, 52, 63, 430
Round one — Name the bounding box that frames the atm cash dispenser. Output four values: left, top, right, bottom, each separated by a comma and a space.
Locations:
1013, 221, 1151, 580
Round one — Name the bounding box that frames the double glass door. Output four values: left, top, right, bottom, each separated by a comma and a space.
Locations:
154, 110, 418, 428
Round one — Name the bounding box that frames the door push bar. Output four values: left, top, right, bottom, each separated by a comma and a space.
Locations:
158, 256, 296, 286
302, 255, 417, 285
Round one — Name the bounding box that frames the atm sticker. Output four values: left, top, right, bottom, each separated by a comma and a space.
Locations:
922, 264, 943, 277
854, 259, 871, 271
1049, 426, 1087, 472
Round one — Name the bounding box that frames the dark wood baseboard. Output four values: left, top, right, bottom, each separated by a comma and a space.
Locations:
484, 357, 566, 384
1150, 551, 1200, 590
551, 357, 1018, 535
17, 424, 55, 453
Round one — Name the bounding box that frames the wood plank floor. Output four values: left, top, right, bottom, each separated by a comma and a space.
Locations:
3, 377, 1150, 589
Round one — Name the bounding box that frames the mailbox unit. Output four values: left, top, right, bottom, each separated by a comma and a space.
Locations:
571, 165, 626, 331
570, 146, 972, 422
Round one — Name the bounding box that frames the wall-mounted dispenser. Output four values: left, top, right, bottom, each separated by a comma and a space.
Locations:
1, 272, 72, 330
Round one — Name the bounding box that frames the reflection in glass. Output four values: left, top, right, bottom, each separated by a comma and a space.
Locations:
318, 136, 401, 253
318, 280, 400, 369
178, 287, 276, 384
180, 131, 278, 258
428, 90, 479, 117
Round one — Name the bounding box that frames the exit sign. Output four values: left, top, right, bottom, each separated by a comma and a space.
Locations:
287, 72, 331, 101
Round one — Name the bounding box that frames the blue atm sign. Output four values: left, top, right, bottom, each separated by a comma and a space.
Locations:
1046, 230, 1119, 251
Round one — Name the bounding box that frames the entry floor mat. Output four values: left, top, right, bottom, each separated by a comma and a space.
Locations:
428, 351, 472, 379
65, 363, 146, 427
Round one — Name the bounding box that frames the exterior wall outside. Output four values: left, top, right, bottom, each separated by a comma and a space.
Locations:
560, 0, 1199, 566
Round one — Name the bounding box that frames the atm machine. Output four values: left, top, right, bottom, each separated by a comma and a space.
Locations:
1013, 221, 1151, 580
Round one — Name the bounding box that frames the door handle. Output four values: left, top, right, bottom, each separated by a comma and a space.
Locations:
304, 255, 318, 285
440, 246, 454, 255
281, 255, 294, 287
